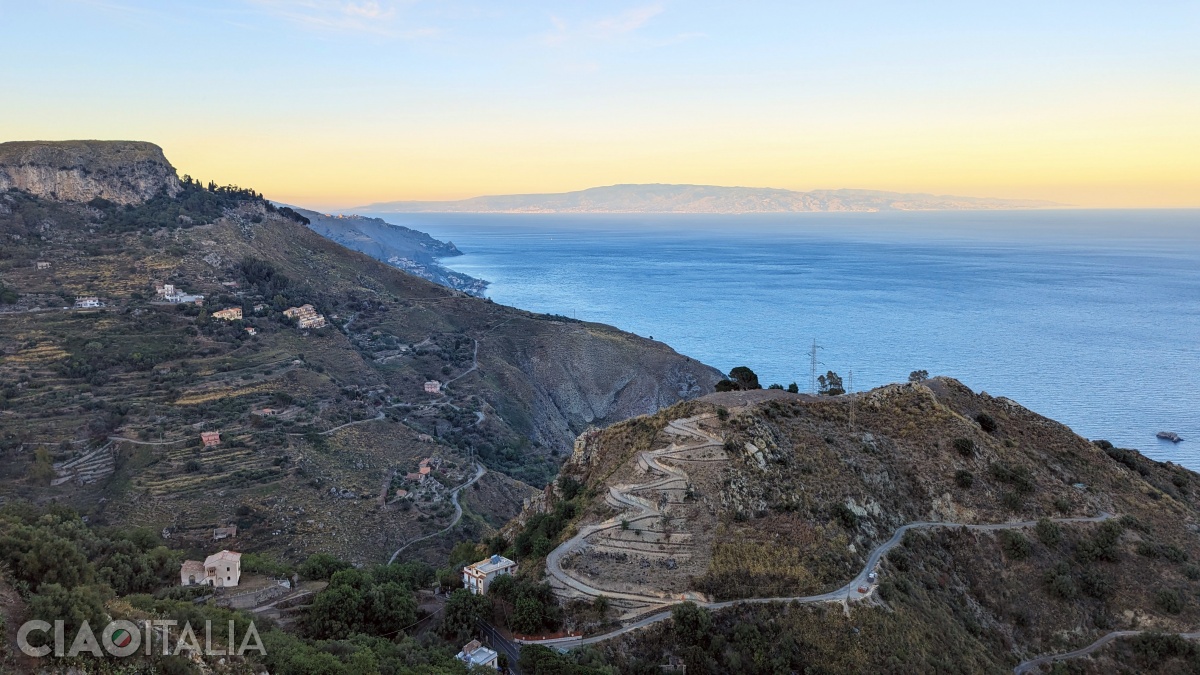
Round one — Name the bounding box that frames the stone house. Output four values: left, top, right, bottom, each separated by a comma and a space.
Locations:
180, 550, 242, 587
201, 431, 221, 447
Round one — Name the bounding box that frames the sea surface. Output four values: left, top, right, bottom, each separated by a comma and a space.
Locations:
366, 210, 1200, 469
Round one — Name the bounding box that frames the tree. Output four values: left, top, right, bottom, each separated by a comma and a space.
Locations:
671, 601, 712, 646
786, 382, 799, 394
441, 589, 489, 643
28, 447, 56, 484
299, 553, 351, 580
728, 367, 761, 390
817, 371, 844, 396
908, 369, 929, 382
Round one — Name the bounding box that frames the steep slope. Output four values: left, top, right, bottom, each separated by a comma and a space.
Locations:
0, 140, 181, 205
0, 141, 722, 564
360, 183, 1061, 213
295, 207, 488, 296
504, 381, 1200, 673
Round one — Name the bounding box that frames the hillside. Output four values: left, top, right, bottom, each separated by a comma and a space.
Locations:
0, 139, 182, 205
498, 380, 1200, 673
359, 183, 1062, 214
295, 207, 488, 296
0, 140, 722, 566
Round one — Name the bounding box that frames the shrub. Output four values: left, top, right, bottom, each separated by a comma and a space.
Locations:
1155, 589, 1184, 614
831, 503, 860, 529
953, 438, 975, 457
1043, 562, 1077, 600
975, 413, 997, 432
989, 461, 1035, 494
1079, 568, 1113, 599
1035, 518, 1062, 546
999, 530, 1032, 560
954, 470, 974, 489
1001, 492, 1023, 511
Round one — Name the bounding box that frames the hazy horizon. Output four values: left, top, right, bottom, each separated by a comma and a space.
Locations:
2, 1, 1198, 212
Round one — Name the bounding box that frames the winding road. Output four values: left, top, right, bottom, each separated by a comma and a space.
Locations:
388, 462, 487, 564
1013, 630, 1200, 674
543, 414, 1116, 648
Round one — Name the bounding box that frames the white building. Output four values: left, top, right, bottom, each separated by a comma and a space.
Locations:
180, 550, 242, 587
74, 297, 101, 308
456, 640, 499, 670
463, 554, 517, 595
424, 381, 441, 394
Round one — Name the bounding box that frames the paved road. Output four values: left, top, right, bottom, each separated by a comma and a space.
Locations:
388, 462, 487, 564
1013, 630, 1200, 673
543, 414, 1117, 648
544, 414, 722, 614
477, 619, 524, 674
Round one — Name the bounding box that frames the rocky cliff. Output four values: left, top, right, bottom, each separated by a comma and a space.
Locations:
0, 140, 180, 205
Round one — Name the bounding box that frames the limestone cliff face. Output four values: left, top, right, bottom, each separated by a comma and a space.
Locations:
0, 140, 181, 205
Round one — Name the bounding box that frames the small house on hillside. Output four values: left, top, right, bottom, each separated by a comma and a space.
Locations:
456, 640, 499, 670
180, 550, 242, 587
201, 431, 221, 447
213, 525, 238, 540
423, 381, 441, 394
35, 261, 50, 270
213, 307, 242, 321
74, 297, 101, 308
463, 554, 517, 595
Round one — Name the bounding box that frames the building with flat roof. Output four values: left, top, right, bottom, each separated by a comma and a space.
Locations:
456, 640, 499, 670
463, 554, 517, 595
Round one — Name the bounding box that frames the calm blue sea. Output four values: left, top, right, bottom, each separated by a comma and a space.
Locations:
366, 210, 1200, 469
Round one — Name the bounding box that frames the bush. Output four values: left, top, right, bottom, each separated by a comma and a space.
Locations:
1035, 518, 1062, 546
831, 503, 860, 529
1155, 589, 1184, 614
953, 438, 975, 457
1043, 562, 1077, 600
299, 553, 351, 580
954, 470, 974, 489
975, 413, 997, 432
989, 461, 1035, 494
999, 530, 1032, 560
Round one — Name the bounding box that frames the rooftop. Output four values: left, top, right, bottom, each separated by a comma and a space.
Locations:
467, 554, 517, 575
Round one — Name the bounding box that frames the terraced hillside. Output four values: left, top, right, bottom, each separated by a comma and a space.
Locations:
0, 140, 721, 565
502, 380, 1200, 673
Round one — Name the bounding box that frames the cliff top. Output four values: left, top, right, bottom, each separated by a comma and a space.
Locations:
0, 139, 175, 171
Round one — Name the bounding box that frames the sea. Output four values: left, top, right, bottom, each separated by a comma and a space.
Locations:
364, 210, 1200, 470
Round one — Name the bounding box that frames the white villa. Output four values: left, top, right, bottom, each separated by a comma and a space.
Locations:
456, 640, 499, 670
463, 554, 517, 596
180, 550, 242, 587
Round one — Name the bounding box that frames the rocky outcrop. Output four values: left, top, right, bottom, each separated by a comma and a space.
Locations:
0, 140, 180, 205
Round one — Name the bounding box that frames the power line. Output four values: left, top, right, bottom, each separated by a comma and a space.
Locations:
809, 339, 823, 395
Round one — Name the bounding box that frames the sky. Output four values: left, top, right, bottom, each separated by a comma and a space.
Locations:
1, 0, 1198, 210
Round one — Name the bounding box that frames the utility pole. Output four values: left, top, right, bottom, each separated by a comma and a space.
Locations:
809, 339, 823, 395
848, 369, 854, 394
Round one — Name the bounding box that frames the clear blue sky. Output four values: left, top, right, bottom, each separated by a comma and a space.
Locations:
2, 0, 1198, 209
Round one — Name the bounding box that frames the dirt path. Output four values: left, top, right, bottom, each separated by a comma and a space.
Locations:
1013, 630, 1200, 673
545, 414, 1115, 647
388, 462, 487, 564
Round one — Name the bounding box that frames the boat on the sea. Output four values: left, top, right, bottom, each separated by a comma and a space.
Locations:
1157, 431, 1183, 443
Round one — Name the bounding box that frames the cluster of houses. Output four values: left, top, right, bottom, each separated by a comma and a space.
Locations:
404, 457, 437, 483
155, 284, 205, 305
283, 304, 327, 329
212, 307, 242, 321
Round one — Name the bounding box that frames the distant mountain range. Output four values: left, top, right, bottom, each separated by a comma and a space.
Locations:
357, 184, 1062, 214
